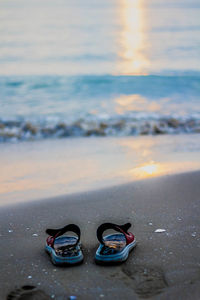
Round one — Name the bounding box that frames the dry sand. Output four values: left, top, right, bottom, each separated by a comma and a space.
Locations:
0, 171, 200, 299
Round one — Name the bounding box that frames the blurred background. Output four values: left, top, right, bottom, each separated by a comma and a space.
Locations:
0, 0, 200, 204
0, 0, 200, 141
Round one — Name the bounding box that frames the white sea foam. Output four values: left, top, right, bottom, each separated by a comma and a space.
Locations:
0, 114, 200, 142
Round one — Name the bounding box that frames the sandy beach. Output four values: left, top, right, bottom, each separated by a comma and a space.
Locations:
0, 0, 200, 298
0, 170, 200, 299
1, 134, 200, 206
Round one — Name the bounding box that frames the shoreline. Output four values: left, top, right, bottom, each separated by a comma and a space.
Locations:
0, 170, 200, 299
1, 134, 200, 206
0, 168, 200, 209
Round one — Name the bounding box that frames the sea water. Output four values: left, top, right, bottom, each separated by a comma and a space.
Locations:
0, 0, 200, 142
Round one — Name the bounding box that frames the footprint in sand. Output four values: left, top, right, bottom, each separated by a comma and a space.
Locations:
122, 264, 168, 298
7, 285, 51, 300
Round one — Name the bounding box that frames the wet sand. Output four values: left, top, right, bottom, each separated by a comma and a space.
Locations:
1, 134, 200, 206
0, 171, 200, 299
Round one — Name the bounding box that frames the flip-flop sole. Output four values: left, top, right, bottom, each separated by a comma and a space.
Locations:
46, 235, 83, 265
95, 233, 136, 263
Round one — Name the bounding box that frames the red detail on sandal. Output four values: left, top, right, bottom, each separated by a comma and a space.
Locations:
116, 226, 135, 245
46, 236, 54, 247
125, 232, 135, 245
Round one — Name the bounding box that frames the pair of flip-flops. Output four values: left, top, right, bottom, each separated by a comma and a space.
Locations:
45, 222, 136, 265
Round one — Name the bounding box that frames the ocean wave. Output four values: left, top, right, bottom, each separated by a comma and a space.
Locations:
0, 116, 200, 142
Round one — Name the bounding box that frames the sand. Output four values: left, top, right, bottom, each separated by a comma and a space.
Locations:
0, 171, 200, 299
1, 134, 200, 205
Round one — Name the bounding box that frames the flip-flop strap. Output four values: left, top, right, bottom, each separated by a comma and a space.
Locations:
96, 222, 132, 245
46, 224, 81, 248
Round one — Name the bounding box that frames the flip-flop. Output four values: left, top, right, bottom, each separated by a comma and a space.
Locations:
45, 224, 83, 265
95, 222, 136, 263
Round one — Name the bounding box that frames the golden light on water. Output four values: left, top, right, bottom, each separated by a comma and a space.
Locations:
139, 163, 158, 175
115, 94, 162, 114
118, 0, 149, 75
129, 161, 160, 178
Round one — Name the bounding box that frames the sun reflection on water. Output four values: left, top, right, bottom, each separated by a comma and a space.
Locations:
139, 163, 158, 175
129, 161, 161, 178
115, 94, 162, 114
118, 0, 149, 75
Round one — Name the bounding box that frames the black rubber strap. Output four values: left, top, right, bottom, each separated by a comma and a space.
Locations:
46, 224, 81, 245
96, 222, 131, 245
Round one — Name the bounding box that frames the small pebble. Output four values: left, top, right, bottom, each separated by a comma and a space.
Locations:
191, 232, 196, 237
28, 276, 32, 279
8, 230, 13, 233
154, 229, 166, 233
32, 233, 38, 237
149, 222, 153, 226
144, 268, 148, 275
